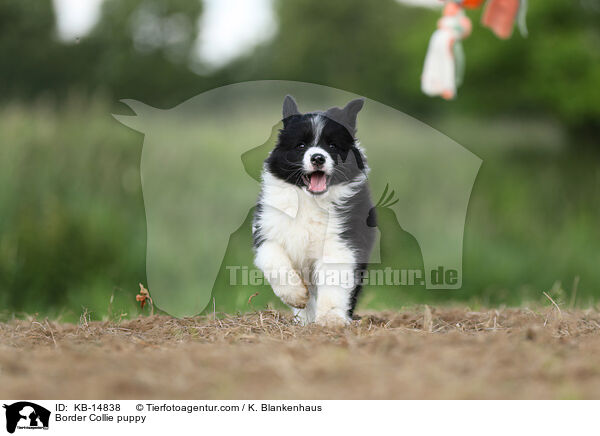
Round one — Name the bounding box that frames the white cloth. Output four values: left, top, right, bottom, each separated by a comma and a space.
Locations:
421, 26, 456, 98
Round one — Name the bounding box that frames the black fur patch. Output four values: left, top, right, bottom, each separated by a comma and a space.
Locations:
266, 113, 364, 188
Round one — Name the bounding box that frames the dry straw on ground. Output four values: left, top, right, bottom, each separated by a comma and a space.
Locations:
1, 307, 600, 399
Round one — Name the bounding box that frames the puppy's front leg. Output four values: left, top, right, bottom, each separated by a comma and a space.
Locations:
313, 261, 356, 327
291, 289, 317, 325
255, 241, 309, 309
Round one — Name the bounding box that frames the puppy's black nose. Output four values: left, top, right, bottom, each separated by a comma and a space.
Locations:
311, 153, 326, 167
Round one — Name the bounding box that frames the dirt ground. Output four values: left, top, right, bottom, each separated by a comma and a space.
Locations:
2, 307, 600, 399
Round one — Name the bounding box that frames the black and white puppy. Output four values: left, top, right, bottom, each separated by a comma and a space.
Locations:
253, 96, 376, 326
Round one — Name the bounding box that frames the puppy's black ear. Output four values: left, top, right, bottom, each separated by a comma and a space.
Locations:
325, 98, 365, 136
282, 95, 300, 119
342, 98, 364, 130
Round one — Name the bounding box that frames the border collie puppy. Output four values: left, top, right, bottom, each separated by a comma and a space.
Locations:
253, 96, 376, 326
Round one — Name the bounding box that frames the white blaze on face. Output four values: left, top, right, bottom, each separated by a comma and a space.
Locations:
300, 114, 335, 194
310, 114, 325, 146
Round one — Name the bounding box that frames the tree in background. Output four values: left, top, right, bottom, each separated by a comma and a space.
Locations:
0, 0, 64, 99
0, 0, 205, 106
82, 0, 205, 105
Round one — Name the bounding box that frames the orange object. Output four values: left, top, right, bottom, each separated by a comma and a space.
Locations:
482, 0, 520, 39
136, 282, 153, 312
462, 0, 485, 9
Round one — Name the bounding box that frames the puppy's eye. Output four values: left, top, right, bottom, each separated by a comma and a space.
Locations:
297, 142, 306, 149
329, 143, 337, 149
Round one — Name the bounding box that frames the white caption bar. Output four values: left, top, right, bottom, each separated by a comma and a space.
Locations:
1, 400, 597, 435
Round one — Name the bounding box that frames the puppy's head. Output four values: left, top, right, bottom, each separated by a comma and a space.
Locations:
266, 95, 367, 195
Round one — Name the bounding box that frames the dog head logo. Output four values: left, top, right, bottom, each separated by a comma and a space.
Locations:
3, 402, 50, 434
114, 80, 481, 317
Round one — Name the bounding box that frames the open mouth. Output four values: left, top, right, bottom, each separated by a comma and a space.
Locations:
302, 171, 329, 194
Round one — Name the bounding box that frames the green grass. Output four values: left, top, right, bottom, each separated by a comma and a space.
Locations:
0, 98, 598, 322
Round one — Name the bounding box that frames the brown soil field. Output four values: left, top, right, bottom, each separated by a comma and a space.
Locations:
2, 307, 600, 399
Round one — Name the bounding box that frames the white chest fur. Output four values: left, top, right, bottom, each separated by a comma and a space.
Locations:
256, 171, 358, 269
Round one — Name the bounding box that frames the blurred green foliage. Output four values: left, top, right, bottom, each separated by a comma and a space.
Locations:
0, 0, 598, 136
0, 100, 147, 320
0, 0, 204, 105
0, 101, 598, 321
0, 0, 598, 319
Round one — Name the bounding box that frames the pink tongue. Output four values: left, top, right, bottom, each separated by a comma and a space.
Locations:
309, 172, 327, 192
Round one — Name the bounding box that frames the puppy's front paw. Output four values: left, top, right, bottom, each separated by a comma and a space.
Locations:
315, 309, 350, 327
275, 283, 309, 309
292, 309, 310, 326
